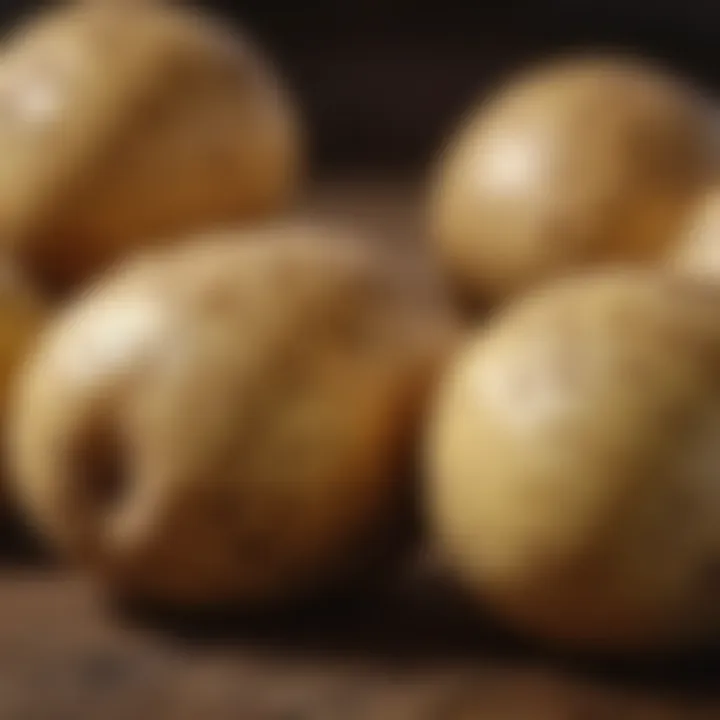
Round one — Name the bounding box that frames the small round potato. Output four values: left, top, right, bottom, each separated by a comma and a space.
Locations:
429, 55, 718, 306
9, 227, 455, 607
426, 270, 720, 652
669, 188, 720, 278
0, 0, 303, 292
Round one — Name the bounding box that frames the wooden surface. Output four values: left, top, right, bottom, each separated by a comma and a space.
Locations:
2, 182, 720, 720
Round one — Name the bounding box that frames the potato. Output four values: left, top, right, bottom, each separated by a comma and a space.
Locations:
8, 226, 455, 607
0, 0, 303, 292
426, 270, 720, 652
428, 55, 718, 306
0, 264, 45, 508
669, 188, 720, 278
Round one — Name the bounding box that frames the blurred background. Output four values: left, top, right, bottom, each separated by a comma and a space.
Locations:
3, 1, 717, 173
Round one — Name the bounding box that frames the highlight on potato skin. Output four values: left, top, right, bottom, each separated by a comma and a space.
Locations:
7, 226, 456, 608
0, 0, 304, 293
428, 53, 719, 308
425, 268, 720, 652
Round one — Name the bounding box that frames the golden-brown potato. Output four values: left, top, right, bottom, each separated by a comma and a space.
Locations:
9, 226, 455, 607
0, 264, 45, 514
426, 270, 720, 652
669, 188, 720, 278
0, 0, 303, 292
429, 55, 718, 306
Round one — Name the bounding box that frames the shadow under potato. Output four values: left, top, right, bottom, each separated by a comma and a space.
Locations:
115, 549, 521, 658
0, 508, 52, 567
116, 548, 720, 699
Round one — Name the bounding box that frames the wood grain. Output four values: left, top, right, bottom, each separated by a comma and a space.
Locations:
2, 565, 720, 719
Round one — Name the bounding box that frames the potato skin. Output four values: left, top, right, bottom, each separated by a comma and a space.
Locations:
429, 55, 718, 306
426, 270, 720, 652
0, 1, 303, 292
669, 188, 720, 278
0, 264, 45, 511
9, 227, 455, 607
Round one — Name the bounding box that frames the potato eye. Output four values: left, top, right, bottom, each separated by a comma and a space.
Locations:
72, 420, 129, 519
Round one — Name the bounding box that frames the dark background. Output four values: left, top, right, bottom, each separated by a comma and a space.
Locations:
2, 1, 718, 172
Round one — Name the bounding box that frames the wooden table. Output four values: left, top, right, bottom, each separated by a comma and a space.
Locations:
2, 182, 719, 720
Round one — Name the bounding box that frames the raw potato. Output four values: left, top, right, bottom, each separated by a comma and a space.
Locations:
0, 265, 45, 510
0, 0, 303, 292
429, 55, 718, 306
9, 227, 455, 607
669, 188, 720, 278
426, 270, 720, 652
